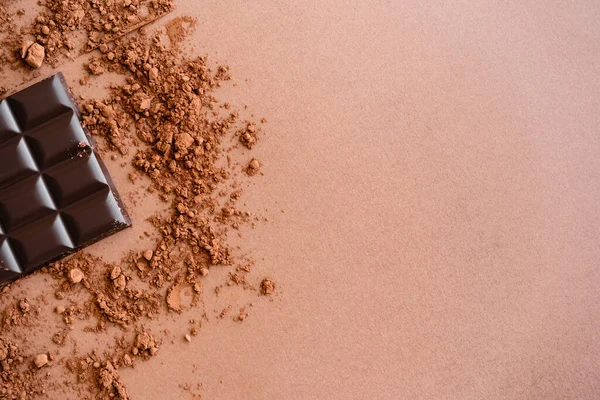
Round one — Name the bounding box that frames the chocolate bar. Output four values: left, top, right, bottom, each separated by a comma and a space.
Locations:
0, 73, 131, 284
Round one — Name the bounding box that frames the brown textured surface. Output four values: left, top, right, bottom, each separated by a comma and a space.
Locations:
2, 0, 600, 399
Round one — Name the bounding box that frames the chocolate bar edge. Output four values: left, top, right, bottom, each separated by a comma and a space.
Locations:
56, 72, 132, 228
0, 73, 132, 286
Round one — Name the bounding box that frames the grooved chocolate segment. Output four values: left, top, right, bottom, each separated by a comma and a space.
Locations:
9, 215, 74, 272
0, 137, 38, 189
24, 111, 89, 169
0, 73, 131, 284
0, 175, 57, 232
6, 76, 73, 131
43, 152, 108, 208
0, 100, 20, 144
61, 188, 128, 247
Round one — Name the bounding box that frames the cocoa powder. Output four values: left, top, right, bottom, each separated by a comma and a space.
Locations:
0, 3, 275, 399
0, 0, 174, 76
0, 337, 45, 399
29, 0, 174, 67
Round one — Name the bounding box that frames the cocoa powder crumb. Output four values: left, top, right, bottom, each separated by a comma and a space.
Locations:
18, 299, 30, 313
260, 278, 276, 296
34, 353, 48, 368
68, 268, 85, 283
240, 123, 259, 148
143, 250, 154, 261
246, 158, 261, 176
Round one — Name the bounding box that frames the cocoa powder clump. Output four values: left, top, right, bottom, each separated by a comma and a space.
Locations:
260, 278, 276, 296
97, 361, 129, 400
133, 331, 159, 360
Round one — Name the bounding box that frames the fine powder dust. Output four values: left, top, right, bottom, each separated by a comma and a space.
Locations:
0, 3, 275, 400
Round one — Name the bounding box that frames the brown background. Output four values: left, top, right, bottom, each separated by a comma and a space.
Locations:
8, 0, 600, 398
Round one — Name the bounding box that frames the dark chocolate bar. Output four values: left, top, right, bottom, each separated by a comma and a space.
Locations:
0, 73, 131, 284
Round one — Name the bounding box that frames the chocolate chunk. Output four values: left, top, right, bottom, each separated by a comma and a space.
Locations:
0, 73, 131, 284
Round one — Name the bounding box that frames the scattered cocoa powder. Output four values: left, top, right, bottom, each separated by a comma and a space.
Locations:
30, 0, 174, 67
48, 252, 162, 329
165, 16, 196, 45
0, 337, 45, 399
0, 0, 174, 80
0, 4, 277, 399
1, 299, 40, 331
0, 2, 20, 72
97, 361, 129, 400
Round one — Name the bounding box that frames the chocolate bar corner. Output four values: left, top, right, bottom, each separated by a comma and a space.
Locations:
0, 73, 131, 284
